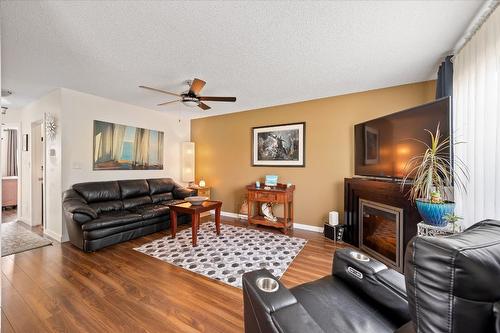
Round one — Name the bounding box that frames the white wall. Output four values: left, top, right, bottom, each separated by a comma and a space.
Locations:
15, 88, 190, 242
60, 88, 190, 187
59, 88, 190, 240
18, 90, 62, 242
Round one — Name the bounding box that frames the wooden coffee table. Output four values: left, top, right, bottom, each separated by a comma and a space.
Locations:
168, 200, 222, 246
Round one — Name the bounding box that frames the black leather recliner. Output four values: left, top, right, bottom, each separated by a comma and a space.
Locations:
62, 178, 195, 252
243, 219, 500, 333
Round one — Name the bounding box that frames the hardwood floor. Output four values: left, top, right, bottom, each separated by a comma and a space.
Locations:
1, 217, 349, 332
1, 208, 17, 224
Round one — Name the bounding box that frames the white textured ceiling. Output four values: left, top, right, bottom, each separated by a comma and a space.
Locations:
1, 1, 482, 118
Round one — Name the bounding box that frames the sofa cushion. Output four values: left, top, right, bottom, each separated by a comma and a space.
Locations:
83, 221, 170, 247
73, 181, 121, 203
119, 179, 150, 199
151, 192, 174, 203
123, 196, 152, 209
290, 276, 399, 333
148, 178, 176, 195
89, 200, 123, 214
129, 204, 170, 219
81, 211, 143, 231
83, 215, 170, 240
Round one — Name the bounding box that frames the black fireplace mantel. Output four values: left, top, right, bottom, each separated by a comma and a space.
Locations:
344, 177, 421, 266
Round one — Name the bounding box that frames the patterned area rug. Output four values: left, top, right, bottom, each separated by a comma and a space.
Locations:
1, 222, 52, 257
134, 222, 307, 288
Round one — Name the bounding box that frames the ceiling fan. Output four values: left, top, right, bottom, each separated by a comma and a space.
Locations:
139, 78, 236, 111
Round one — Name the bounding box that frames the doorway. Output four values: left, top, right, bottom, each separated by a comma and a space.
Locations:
1, 123, 20, 223
31, 121, 45, 228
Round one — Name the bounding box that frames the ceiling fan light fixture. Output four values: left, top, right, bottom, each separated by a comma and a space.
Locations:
182, 97, 200, 107
139, 78, 236, 111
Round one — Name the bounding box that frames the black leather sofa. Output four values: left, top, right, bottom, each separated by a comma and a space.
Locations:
62, 178, 195, 252
243, 219, 500, 333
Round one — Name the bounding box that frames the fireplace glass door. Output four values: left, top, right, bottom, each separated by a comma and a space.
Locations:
359, 199, 403, 271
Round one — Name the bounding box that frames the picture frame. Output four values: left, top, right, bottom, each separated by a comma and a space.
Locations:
364, 125, 379, 165
93, 120, 164, 170
252, 122, 305, 167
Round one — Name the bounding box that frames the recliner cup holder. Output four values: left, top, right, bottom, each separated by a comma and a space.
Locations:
256, 277, 279, 293
350, 251, 370, 262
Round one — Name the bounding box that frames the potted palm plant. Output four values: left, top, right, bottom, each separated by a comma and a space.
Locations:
402, 124, 468, 227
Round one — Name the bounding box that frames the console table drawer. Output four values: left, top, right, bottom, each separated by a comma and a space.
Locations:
249, 192, 278, 202
254, 192, 277, 202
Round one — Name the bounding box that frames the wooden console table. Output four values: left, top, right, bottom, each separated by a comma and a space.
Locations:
246, 183, 295, 234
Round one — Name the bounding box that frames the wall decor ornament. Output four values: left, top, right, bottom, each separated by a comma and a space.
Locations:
252, 122, 305, 167
93, 120, 164, 170
45, 113, 57, 141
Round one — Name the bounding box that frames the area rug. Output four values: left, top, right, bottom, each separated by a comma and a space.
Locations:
1, 222, 52, 257
134, 222, 307, 288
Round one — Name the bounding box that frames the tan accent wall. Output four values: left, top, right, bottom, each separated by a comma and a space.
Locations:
191, 80, 436, 227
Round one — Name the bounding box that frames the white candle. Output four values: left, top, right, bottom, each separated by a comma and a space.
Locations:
329, 211, 339, 226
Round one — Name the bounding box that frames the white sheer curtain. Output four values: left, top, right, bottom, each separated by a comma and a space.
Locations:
453, 7, 500, 227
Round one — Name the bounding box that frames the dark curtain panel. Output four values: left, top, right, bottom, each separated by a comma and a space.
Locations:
436, 55, 454, 99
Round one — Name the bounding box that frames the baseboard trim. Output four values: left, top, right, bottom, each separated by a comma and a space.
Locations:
293, 223, 324, 233
18, 217, 31, 225
214, 211, 323, 233
44, 229, 62, 243
216, 211, 248, 220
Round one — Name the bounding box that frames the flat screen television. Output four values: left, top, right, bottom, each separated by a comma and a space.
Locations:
354, 97, 451, 179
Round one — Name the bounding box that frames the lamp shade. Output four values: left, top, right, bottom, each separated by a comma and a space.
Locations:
182, 142, 195, 182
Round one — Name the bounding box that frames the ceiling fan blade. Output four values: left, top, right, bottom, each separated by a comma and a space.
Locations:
198, 96, 236, 102
198, 102, 211, 110
157, 99, 181, 106
189, 78, 206, 95
139, 85, 181, 97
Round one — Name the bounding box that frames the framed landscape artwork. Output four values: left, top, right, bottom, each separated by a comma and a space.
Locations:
93, 120, 164, 170
252, 122, 305, 167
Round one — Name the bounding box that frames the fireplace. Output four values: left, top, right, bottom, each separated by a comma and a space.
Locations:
359, 199, 404, 272
344, 178, 420, 271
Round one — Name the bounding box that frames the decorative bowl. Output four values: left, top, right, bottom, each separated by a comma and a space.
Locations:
416, 199, 455, 227
184, 196, 209, 205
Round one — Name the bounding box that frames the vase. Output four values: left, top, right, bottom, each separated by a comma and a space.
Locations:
416, 199, 455, 227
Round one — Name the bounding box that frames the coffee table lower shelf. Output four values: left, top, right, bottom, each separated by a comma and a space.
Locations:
248, 215, 293, 234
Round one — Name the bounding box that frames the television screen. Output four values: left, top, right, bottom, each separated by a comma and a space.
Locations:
354, 97, 451, 179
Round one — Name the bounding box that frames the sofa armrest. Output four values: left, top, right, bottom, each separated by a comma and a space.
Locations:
494, 301, 500, 333
333, 248, 410, 325
243, 269, 323, 333
173, 185, 196, 200
62, 189, 98, 223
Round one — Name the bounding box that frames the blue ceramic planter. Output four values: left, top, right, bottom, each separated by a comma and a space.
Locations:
416, 199, 455, 227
